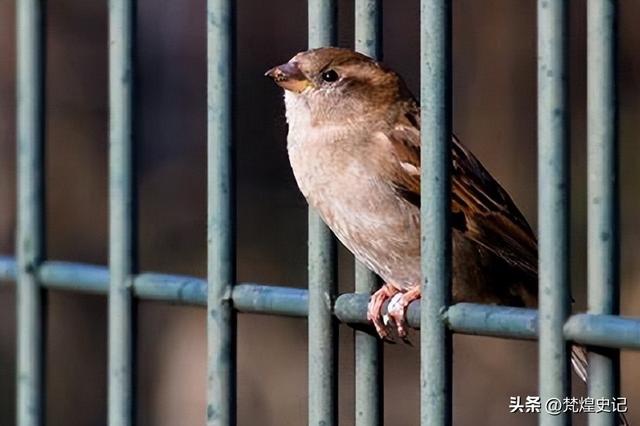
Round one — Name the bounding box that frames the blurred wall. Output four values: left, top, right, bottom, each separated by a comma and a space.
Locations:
1, 1, 639, 425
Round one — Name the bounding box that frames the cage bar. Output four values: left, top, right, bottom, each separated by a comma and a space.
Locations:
108, 0, 137, 423
16, 0, 46, 423
587, 1, 620, 425
206, 0, 237, 425
420, 1, 453, 425
2, 257, 639, 348
354, 1, 383, 425
307, 1, 339, 425
537, 1, 571, 424
4, 1, 639, 423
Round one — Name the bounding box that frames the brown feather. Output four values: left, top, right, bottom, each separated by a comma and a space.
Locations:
382, 105, 538, 278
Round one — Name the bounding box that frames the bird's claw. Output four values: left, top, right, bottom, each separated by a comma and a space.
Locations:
367, 283, 398, 342
387, 292, 409, 338
367, 283, 421, 342
381, 286, 422, 341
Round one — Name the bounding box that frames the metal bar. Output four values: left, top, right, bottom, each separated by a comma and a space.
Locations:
108, 0, 137, 422
16, 0, 46, 422
354, 1, 383, 425
41, 261, 110, 294
537, 1, 571, 425
355, 0, 382, 59
354, 262, 383, 426
335, 294, 539, 340
420, 1, 452, 425
0, 256, 18, 280
207, 0, 236, 424
307, 1, 338, 425
134, 273, 207, 305
232, 284, 307, 317
564, 314, 640, 351
587, 1, 619, 425
1, 257, 639, 348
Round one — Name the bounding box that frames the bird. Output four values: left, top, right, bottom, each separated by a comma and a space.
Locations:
265, 48, 622, 418
265, 47, 538, 338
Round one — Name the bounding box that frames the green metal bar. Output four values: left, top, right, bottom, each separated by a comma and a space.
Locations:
564, 314, 640, 351
0, 256, 18, 280
308, 0, 337, 48
108, 0, 137, 422
354, 1, 383, 425
232, 284, 307, 317
355, 0, 382, 59
207, 0, 236, 424
1, 257, 639, 348
16, 0, 46, 422
537, 1, 571, 425
587, 2, 619, 425
40, 261, 110, 294
335, 294, 538, 340
420, 1, 452, 425
307, 1, 338, 425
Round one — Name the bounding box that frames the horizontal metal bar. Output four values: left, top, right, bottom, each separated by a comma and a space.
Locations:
444, 303, 539, 340
0, 256, 17, 280
565, 314, 640, 350
334, 293, 538, 340
0, 257, 307, 314
1, 256, 638, 349
134, 273, 206, 305
40, 261, 110, 294
232, 283, 307, 317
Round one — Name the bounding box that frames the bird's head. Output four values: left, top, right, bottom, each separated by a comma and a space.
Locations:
266, 47, 410, 125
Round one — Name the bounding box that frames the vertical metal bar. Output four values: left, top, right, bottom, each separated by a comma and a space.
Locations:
420, 1, 452, 425
353, 265, 382, 426
16, 0, 45, 424
354, 2, 383, 425
108, 0, 137, 423
537, 1, 571, 425
587, 1, 619, 425
355, 0, 382, 59
206, 0, 236, 425
307, 2, 338, 425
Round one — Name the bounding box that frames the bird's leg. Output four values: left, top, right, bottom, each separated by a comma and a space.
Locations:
386, 286, 421, 339
367, 282, 399, 341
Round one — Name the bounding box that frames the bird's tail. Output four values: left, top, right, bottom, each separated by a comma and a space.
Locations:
571, 345, 629, 426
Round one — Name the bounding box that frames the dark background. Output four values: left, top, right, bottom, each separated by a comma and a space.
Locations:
1, 1, 639, 425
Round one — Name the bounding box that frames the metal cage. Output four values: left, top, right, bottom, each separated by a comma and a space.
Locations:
1, 0, 638, 425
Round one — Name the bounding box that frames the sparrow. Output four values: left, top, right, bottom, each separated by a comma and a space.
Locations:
265, 47, 603, 399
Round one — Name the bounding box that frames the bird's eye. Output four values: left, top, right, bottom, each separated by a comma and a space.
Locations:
321, 70, 339, 82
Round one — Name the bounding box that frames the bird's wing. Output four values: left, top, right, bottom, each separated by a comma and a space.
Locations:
378, 104, 538, 276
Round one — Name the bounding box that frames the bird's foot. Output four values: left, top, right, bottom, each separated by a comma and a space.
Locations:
367, 282, 399, 342
386, 286, 421, 340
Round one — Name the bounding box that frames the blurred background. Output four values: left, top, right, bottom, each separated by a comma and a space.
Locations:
1, 1, 639, 425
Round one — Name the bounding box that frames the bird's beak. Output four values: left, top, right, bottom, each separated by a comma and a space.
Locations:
265, 61, 311, 93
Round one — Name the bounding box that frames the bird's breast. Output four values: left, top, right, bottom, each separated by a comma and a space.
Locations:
286, 123, 421, 287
